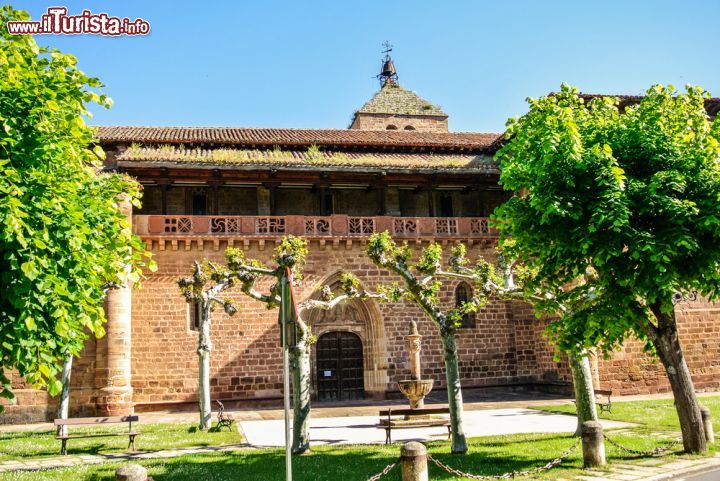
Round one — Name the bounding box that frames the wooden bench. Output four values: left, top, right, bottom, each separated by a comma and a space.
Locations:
54, 415, 140, 455
215, 400, 235, 431
572, 389, 613, 414
594, 389, 613, 413
377, 407, 451, 444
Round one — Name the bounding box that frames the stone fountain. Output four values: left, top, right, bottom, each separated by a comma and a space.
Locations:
397, 321, 434, 410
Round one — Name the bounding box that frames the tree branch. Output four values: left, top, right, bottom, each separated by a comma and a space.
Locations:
235, 264, 277, 276
242, 286, 278, 305
435, 270, 476, 281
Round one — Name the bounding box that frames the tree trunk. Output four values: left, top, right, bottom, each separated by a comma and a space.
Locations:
197, 303, 212, 431
646, 306, 706, 453
56, 353, 73, 437
290, 342, 311, 454
569, 351, 598, 436
441, 333, 468, 454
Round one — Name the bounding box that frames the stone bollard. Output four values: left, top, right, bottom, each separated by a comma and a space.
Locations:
701, 406, 715, 444
116, 464, 148, 481
401, 442, 428, 481
581, 420, 606, 468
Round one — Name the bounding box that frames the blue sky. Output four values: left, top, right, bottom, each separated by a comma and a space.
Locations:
12, 1, 720, 132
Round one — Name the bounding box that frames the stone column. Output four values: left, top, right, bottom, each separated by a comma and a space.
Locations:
97, 194, 134, 416
581, 421, 606, 467
116, 464, 148, 481
408, 324, 422, 381
701, 406, 714, 444
401, 442, 428, 481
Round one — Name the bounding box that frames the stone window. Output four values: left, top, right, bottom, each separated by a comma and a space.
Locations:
188, 302, 201, 331
455, 283, 475, 328
386, 124, 398, 130
404, 125, 416, 131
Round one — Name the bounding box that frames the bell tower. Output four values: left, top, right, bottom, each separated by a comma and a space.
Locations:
377, 41, 398, 87
350, 42, 448, 132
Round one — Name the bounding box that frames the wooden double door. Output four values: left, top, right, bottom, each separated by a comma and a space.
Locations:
315, 331, 364, 402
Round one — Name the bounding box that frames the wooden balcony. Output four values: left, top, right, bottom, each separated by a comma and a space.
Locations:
133, 215, 498, 240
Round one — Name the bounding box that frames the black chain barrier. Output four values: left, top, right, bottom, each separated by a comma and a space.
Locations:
426, 438, 581, 480
604, 435, 682, 456
359, 434, 680, 480
365, 458, 399, 481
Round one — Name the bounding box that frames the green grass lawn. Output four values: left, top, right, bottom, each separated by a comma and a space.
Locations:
2, 397, 718, 480
534, 395, 720, 434
0, 431, 703, 481
0, 432, 682, 481
0, 422, 242, 461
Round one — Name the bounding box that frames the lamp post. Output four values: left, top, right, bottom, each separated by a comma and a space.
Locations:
279, 266, 298, 481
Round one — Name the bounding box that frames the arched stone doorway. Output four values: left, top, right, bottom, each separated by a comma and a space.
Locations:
316, 331, 364, 401
304, 272, 389, 401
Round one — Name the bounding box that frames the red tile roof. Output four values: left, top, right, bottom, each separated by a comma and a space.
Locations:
95, 127, 501, 151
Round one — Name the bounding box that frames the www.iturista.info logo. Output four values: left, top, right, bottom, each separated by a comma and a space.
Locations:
7, 7, 150, 36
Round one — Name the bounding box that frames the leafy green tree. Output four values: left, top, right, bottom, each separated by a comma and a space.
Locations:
494, 84, 720, 452
0, 7, 154, 409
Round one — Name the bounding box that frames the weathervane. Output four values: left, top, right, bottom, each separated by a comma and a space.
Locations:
382, 40, 393, 57
377, 41, 398, 86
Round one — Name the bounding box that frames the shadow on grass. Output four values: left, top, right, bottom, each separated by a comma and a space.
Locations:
8, 433, 704, 481
0, 423, 241, 461
79, 436, 588, 481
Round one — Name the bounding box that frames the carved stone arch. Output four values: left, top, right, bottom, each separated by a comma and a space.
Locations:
302, 271, 389, 399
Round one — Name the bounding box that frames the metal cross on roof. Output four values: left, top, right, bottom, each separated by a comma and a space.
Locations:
382, 41, 393, 58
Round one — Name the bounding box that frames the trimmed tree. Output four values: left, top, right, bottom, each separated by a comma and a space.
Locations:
494, 84, 720, 452
0, 6, 153, 408
227, 237, 372, 454
401, 243, 599, 438
177, 262, 238, 430
363, 232, 503, 454
179, 236, 363, 449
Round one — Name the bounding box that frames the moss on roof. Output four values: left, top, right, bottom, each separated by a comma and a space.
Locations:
356, 83, 446, 117
118, 144, 497, 173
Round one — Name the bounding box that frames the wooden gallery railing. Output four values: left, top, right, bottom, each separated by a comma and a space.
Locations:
133, 215, 497, 239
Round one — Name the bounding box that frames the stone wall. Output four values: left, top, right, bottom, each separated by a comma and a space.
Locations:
3, 238, 719, 422
127, 240, 548, 407
350, 113, 449, 132
597, 298, 720, 395
2, 337, 99, 423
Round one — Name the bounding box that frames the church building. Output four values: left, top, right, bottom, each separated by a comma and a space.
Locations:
4, 53, 720, 422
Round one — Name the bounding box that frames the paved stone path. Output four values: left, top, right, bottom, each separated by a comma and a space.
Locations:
0, 442, 249, 473
240, 407, 631, 447
572, 454, 720, 481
